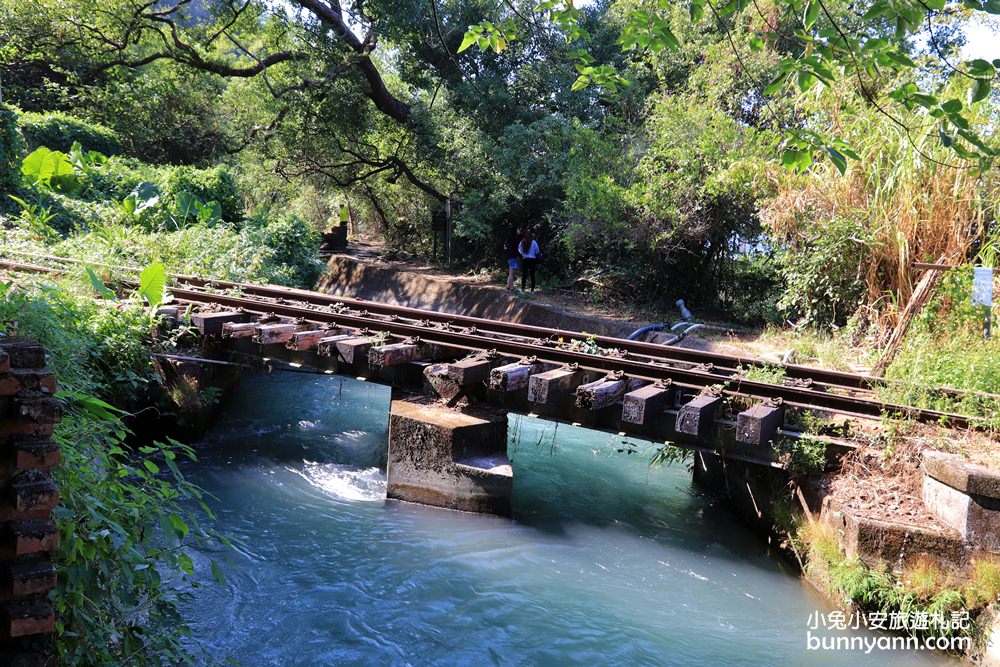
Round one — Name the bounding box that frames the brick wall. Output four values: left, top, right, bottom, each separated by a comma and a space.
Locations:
0, 339, 60, 666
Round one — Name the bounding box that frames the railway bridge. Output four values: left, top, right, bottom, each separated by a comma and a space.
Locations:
156, 273, 977, 518
0, 256, 986, 518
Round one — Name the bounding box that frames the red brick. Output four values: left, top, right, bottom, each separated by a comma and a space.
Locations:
0, 371, 56, 397
0, 422, 54, 440
0, 376, 17, 397
11, 440, 60, 472
4, 557, 56, 597
4, 471, 59, 516
0, 521, 58, 558
0, 341, 45, 371
11, 399, 61, 425
1, 599, 54, 638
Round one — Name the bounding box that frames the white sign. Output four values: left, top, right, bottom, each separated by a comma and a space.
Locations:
972, 267, 994, 307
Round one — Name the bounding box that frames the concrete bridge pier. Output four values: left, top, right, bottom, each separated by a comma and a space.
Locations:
386, 393, 513, 516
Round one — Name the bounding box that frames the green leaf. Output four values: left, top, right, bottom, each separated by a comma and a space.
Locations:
796, 150, 814, 172
21, 147, 57, 186
689, 0, 704, 22
56, 390, 124, 421
167, 513, 190, 538
968, 58, 996, 77
211, 560, 226, 586
763, 72, 787, 96
884, 51, 916, 67
458, 30, 479, 53
862, 0, 890, 19
86, 267, 118, 301
749, 34, 764, 51
803, 1, 820, 29
797, 70, 818, 93
940, 98, 963, 113
138, 262, 168, 309
143, 460, 160, 474
177, 553, 194, 575
131, 182, 160, 214
781, 149, 801, 169
825, 146, 848, 174
970, 78, 991, 103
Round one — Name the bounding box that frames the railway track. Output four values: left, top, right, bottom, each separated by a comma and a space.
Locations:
0, 252, 993, 431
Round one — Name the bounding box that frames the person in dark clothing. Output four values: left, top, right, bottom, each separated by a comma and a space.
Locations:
505, 227, 521, 290
518, 228, 541, 292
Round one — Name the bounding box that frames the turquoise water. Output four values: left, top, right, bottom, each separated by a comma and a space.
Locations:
181, 373, 946, 666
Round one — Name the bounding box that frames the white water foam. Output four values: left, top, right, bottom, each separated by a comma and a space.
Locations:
292, 461, 387, 502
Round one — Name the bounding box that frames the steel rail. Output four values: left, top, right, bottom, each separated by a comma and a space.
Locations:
0, 252, 876, 398
0, 249, 882, 391
0, 256, 984, 428
161, 286, 980, 429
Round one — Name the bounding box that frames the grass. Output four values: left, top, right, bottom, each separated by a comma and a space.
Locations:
743, 363, 786, 384
754, 325, 872, 371
798, 520, 996, 642
966, 558, 1000, 608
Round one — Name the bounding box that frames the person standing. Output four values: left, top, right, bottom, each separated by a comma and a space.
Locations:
505, 226, 521, 291
519, 228, 541, 292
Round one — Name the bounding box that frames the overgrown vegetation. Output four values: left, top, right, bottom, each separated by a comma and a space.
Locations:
881, 265, 1000, 424
1, 109, 323, 286
0, 0, 999, 662
798, 520, 999, 642
0, 278, 227, 663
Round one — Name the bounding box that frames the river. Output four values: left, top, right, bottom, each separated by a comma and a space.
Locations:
180, 372, 948, 666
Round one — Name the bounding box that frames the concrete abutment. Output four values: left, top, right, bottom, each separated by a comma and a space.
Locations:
386, 393, 513, 515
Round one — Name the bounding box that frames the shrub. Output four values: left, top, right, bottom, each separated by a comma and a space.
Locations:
241, 214, 323, 285
85, 156, 151, 201
0, 283, 225, 663
0, 103, 26, 198
19, 110, 122, 156
775, 216, 875, 328
42, 214, 323, 288
44, 193, 117, 235
164, 165, 241, 223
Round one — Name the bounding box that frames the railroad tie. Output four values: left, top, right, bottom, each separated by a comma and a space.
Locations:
253, 321, 309, 345
527, 366, 583, 406
489, 358, 542, 392
288, 327, 340, 351
736, 402, 785, 446
622, 381, 676, 426
575, 373, 641, 411
445, 354, 500, 387
675, 395, 723, 441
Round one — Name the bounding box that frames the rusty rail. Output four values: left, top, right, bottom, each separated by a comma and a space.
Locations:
0, 255, 990, 430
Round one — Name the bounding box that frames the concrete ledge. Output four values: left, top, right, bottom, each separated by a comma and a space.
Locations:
922, 450, 1000, 553
387, 397, 512, 515
821, 497, 966, 572
924, 450, 1000, 499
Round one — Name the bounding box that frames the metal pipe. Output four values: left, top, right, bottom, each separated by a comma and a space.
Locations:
626, 323, 666, 340
660, 323, 706, 345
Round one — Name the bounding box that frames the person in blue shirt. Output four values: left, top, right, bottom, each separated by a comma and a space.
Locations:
518, 228, 541, 292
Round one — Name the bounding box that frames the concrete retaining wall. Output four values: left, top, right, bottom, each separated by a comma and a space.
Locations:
316, 254, 638, 338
